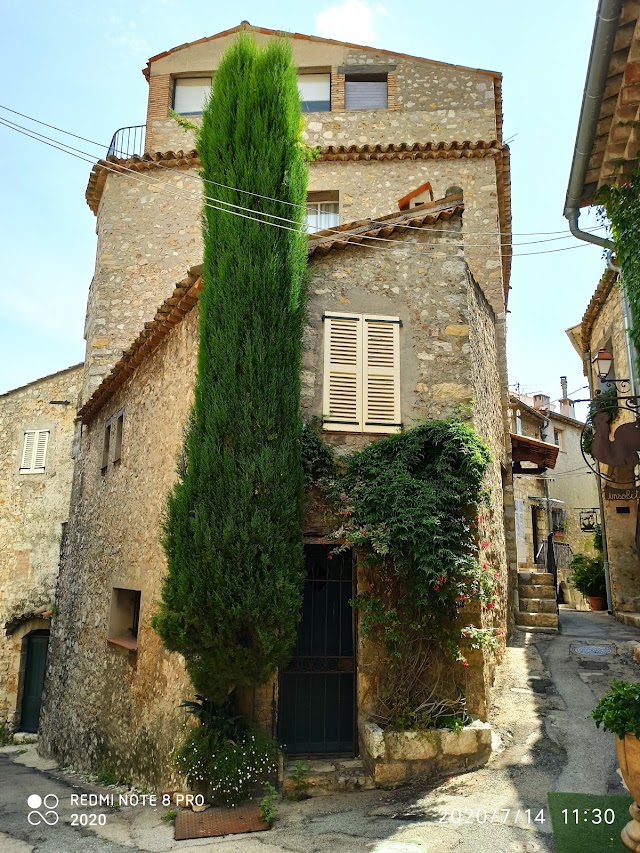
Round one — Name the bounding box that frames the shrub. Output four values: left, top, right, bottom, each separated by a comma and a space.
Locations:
593, 680, 640, 739
152, 35, 308, 701
568, 553, 606, 597
174, 721, 277, 805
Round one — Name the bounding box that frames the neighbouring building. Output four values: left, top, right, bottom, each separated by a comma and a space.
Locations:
567, 268, 640, 620
510, 381, 600, 613
0, 364, 82, 735
39, 23, 515, 789
564, 0, 640, 624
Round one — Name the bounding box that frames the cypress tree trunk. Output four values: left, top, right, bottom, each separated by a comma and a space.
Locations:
153, 35, 308, 701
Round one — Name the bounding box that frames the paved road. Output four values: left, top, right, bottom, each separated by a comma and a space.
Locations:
0, 608, 637, 852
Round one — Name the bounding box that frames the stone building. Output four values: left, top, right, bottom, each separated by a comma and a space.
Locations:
0, 364, 82, 734
510, 384, 599, 613
39, 24, 514, 788
567, 268, 640, 621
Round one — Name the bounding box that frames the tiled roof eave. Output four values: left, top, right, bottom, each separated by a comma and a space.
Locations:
580, 267, 618, 352
83, 140, 512, 296
77, 199, 466, 425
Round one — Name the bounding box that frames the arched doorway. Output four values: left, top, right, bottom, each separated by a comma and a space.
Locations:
20, 630, 50, 733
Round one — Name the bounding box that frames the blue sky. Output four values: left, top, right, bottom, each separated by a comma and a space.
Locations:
0, 0, 603, 415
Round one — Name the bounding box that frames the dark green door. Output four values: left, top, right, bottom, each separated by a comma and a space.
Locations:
20, 630, 49, 733
279, 545, 355, 756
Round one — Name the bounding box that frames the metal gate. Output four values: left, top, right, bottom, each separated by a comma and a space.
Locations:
20, 630, 49, 733
278, 544, 356, 756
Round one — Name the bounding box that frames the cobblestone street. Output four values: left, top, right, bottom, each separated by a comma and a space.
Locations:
0, 610, 637, 853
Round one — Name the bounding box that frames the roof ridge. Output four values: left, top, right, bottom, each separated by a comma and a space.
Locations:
142, 23, 501, 81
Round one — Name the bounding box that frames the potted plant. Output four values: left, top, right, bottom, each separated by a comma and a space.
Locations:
568, 553, 607, 611
594, 681, 640, 850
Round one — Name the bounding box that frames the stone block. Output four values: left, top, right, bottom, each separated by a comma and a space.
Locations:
361, 720, 385, 760
519, 597, 557, 613
518, 584, 557, 599
372, 761, 408, 787
439, 728, 478, 756
515, 612, 558, 629
384, 730, 439, 761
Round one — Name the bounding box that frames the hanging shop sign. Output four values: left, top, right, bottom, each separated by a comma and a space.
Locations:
579, 508, 599, 530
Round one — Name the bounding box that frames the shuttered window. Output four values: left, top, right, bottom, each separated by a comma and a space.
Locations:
345, 74, 388, 110
298, 74, 331, 112
173, 77, 212, 115
20, 430, 49, 474
323, 312, 401, 433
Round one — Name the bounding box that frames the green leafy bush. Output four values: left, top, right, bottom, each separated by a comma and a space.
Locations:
174, 717, 277, 805
593, 680, 640, 739
568, 553, 606, 597
153, 35, 308, 701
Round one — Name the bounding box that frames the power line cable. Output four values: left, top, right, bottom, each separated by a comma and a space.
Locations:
0, 103, 610, 242
0, 117, 603, 258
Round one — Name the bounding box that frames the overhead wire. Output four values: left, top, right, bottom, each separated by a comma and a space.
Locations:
0, 102, 610, 243
0, 113, 604, 258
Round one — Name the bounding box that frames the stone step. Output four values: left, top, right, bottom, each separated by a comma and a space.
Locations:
518, 572, 555, 586
518, 597, 558, 614
513, 625, 559, 635
519, 584, 558, 600
515, 611, 559, 630
283, 758, 374, 798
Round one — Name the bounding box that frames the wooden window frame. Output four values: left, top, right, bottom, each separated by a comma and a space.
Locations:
101, 419, 112, 472
19, 429, 50, 475
113, 411, 124, 463
322, 311, 401, 434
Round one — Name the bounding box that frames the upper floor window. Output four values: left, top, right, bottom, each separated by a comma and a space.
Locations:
305, 191, 340, 233
20, 430, 49, 474
553, 428, 565, 451
173, 77, 212, 115
298, 73, 331, 112
323, 312, 401, 434
345, 73, 388, 110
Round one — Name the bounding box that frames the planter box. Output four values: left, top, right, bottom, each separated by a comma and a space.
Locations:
360, 718, 492, 787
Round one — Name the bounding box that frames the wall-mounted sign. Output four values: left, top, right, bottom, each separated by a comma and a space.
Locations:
604, 486, 640, 501
579, 509, 599, 531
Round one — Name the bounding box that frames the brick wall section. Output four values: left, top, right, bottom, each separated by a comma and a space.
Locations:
330, 66, 345, 111
0, 365, 82, 729
40, 218, 508, 786
144, 74, 172, 152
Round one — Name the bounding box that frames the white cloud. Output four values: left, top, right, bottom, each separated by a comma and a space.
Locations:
314, 0, 382, 46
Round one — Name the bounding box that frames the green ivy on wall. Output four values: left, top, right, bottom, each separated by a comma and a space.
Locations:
303, 420, 502, 729
596, 170, 640, 378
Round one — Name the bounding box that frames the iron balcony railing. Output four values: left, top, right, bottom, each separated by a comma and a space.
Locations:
107, 125, 145, 159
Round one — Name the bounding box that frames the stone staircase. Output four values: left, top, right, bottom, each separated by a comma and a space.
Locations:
515, 571, 559, 633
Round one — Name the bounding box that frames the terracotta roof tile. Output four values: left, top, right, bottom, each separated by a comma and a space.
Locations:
5, 607, 53, 636
77, 197, 465, 425
84, 141, 511, 295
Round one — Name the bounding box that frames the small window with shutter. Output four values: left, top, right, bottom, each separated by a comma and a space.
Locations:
20, 429, 50, 474
345, 73, 388, 110
102, 419, 112, 471
113, 411, 124, 463
323, 312, 401, 433
173, 77, 212, 115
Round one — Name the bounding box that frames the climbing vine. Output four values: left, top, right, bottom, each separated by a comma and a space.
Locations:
595, 168, 640, 378
303, 420, 503, 729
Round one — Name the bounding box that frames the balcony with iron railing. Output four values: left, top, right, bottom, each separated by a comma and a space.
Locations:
107, 125, 146, 159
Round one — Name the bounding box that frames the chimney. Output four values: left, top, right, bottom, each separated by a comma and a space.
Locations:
533, 393, 551, 412
559, 375, 576, 418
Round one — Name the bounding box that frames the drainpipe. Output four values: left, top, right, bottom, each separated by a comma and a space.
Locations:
584, 350, 613, 612
563, 0, 622, 242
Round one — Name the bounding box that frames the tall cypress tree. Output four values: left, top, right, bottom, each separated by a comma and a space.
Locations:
153, 36, 308, 701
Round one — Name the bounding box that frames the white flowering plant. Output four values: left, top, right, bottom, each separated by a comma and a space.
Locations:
174, 700, 278, 805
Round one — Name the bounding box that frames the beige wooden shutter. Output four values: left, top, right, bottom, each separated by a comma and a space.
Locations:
323, 313, 362, 431
363, 315, 401, 433
33, 430, 49, 470
20, 431, 36, 470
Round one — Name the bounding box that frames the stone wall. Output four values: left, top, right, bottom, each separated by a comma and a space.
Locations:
39, 315, 198, 787
588, 284, 640, 612
145, 32, 498, 152
0, 365, 82, 729
41, 215, 508, 787
84, 154, 503, 406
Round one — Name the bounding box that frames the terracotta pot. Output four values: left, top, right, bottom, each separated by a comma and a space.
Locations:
615, 734, 640, 851
587, 595, 607, 611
